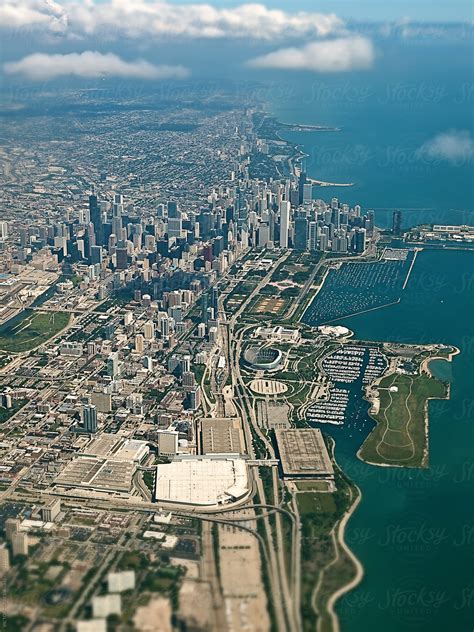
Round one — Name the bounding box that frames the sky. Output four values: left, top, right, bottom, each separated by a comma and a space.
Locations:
0, 0, 472, 178
164, 0, 473, 23
0, 0, 472, 83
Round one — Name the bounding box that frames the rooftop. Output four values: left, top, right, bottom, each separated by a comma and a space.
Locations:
155, 455, 249, 506
54, 456, 135, 493
201, 418, 245, 455
84, 434, 149, 463
275, 428, 334, 479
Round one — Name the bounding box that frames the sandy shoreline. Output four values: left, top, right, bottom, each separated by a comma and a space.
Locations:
262, 112, 355, 188
421, 345, 461, 376
326, 486, 364, 632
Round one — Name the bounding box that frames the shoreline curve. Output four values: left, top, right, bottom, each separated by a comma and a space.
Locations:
326, 486, 364, 632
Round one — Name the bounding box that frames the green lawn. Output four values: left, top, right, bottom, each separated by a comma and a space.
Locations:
297, 491, 336, 516
0, 310, 70, 352
0, 399, 28, 424
359, 371, 447, 467
298, 463, 360, 632
295, 480, 331, 492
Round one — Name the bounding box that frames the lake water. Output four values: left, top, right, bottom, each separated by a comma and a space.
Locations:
264, 38, 474, 230
307, 247, 474, 631
259, 37, 474, 629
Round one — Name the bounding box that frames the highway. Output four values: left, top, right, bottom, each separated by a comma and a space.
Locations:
208, 250, 301, 632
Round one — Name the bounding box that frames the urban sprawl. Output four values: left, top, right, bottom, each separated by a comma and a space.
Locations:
0, 98, 457, 632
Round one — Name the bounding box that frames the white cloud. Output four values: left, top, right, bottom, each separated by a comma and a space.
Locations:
0, 0, 344, 40
417, 130, 474, 163
248, 36, 375, 73
0, 0, 67, 32
3, 51, 190, 80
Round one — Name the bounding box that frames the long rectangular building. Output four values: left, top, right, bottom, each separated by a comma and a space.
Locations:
54, 456, 135, 494
275, 428, 334, 479
201, 418, 245, 455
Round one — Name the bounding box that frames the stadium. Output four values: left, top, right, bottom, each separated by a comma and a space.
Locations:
243, 346, 284, 371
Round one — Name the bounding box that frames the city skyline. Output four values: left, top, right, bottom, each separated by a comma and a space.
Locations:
0, 2, 472, 632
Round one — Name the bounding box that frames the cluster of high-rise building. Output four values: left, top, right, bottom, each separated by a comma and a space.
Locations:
0, 164, 375, 494
1, 172, 372, 314
76, 174, 373, 274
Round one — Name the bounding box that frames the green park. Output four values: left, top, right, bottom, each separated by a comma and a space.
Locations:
359, 371, 448, 467
0, 310, 71, 353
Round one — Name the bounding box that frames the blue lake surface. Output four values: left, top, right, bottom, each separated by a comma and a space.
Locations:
262, 38, 474, 229
258, 38, 474, 630
307, 248, 474, 631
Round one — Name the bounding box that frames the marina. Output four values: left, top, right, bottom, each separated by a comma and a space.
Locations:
306, 345, 387, 427
362, 347, 387, 384
302, 249, 415, 325
322, 345, 365, 383
306, 387, 349, 425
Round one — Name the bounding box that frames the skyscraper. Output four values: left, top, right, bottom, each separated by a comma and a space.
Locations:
331, 207, 341, 229
258, 223, 270, 248
135, 334, 144, 353
319, 231, 329, 252
332, 235, 348, 253
213, 236, 224, 256
392, 210, 402, 235
0, 545, 10, 574
11, 533, 28, 557
107, 352, 120, 378
202, 294, 209, 324
187, 386, 201, 411
294, 213, 308, 250
143, 320, 155, 341
83, 404, 98, 433
303, 183, 313, 203
279, 201, 290, 248
182, 371, 196, 390
308, 222, 319, 251
90, 245, 103, 265
167, 201, 179, 218
0, 221, 8, 240
198, 211, 213, 239
5, 518, 20, 541
355, 228, 367, 253
19, 227, 29, 247
298, 171, 307, 204
168, 214, 183, 240
113, 193, 123, 216
211, 287, 219, 315
89, 191, 102, 245
180, 355, 191, 374
160, 317, 170, 338
115, 248, 128, 270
